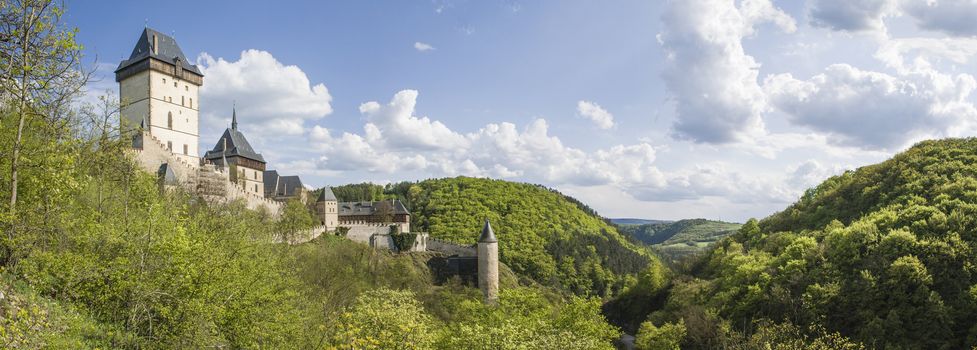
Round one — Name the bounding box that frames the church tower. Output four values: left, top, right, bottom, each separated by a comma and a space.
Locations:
116, 28, 204, 166
478, 220, 500, 304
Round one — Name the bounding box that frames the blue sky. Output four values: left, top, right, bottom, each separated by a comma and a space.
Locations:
69, 0, 977, 221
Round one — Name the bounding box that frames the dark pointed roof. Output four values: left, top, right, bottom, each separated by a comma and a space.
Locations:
204, 109, 265, 163
479, 220, 497, 243
317, 187, 337, 202
115, 27, 202, 76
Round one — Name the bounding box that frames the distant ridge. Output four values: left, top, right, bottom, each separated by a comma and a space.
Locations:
609, 218, 673, 226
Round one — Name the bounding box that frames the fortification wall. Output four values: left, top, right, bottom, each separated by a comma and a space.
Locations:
129, 131, 282, 217
428, 238, 476, 257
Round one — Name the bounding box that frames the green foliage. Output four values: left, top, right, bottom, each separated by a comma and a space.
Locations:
391, 232, 418, 252
331, 177, 653, 297
660, 138, 977, 348
635, 320, 686, 350
277, 198, 316, 242
330, 288, 436, 349
438, 287, 620, 349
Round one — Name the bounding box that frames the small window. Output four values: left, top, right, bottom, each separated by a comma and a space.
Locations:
185, 85, 188, 91
167, 112, 173, 129
183, 144, 188, 155
189, 98, 193, 109
255, 184, 258, 192
181, 96, 185, 106
163, 78, 166, 84
167, 141, 172, 151
173, 81, 177, 87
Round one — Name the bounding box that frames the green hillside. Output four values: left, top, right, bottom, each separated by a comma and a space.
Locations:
627, 138, 977, 348
619, 219, 741, 246
330, 177, 655, 297
618, 219, 741, 260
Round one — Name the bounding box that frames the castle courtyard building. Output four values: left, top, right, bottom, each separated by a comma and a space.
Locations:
204, 108, 267, 196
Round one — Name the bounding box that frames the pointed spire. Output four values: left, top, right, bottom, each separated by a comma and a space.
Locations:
479, 219, 497, 243
231, 102, 238, 130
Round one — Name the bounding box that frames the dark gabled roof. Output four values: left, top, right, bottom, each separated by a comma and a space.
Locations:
116, 27, 202, 75
479, 220, 497, 243
317, 187, 337, 202
338, 200, 410, 216
263, 171, 305, 198
263, 170, 280, 197
204, 110, 265, 164
157, 163, 179, 186
278, 176, 304, 197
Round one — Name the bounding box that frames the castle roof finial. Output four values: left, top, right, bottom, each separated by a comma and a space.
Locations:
231, 101, 238, 130
479, 219, 497, 243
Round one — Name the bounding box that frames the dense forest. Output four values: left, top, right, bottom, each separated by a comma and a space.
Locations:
609, 138, 977, 349
330, 178, 655, 297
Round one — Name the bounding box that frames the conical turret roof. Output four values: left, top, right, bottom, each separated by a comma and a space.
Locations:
479, 219, 497, 243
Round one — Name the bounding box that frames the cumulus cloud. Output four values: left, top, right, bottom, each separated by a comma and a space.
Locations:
808, 0, 977, 37
576, 101, 615, 129
307, 89, 800, 203
658, 0, 795, 144
765, 62, 977, 149
902, 0, 977, 37
196, 49, 332, 136
786, 160, 849, 190
808, 0, 893, 32
414, 42, 435, 52
765, 64, 977, 149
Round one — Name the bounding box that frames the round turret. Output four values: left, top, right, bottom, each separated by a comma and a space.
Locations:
477, 219, 499, 304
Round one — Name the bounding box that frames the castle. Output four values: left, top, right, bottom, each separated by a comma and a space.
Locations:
116, 28, 411, 237
117, 28, 498, 301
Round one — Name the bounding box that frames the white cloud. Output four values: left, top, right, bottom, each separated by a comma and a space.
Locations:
196, 50, 332, 137
902, 0, 977, 37
808, 0, 894, 32
414, 42, 436, 52
786, 160, 849, 190
358, 90, 469, 150
305, 89, 807, 206
807, 0, 977, 37
765, 62, 977, 149
658, 0, 795, 143
576, 100, 615, 129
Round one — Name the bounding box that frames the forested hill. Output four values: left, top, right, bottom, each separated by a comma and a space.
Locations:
636, 138, 977, 348
618, 219, 740, 246
328, 177, 655, 297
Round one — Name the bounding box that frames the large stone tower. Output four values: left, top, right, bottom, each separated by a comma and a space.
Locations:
478, 220, 499, 304
116, 28, 203, 166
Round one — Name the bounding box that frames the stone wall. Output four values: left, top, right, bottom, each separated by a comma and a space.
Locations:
427, 238, 476, 257
129, 131, 282, 217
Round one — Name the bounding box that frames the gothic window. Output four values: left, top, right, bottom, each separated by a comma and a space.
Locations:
167, 112, 173, 129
